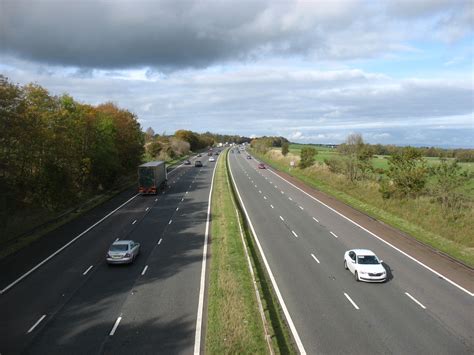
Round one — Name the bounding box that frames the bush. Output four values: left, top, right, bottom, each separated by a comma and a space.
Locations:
299, 147, 316, 168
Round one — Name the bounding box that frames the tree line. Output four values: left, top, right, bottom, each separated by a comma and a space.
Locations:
144, 128, 251, 161
0, 75, 144, 229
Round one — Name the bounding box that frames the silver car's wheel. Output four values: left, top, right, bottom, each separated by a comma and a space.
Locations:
355, 271, 359, 282
344, 260, 348, 270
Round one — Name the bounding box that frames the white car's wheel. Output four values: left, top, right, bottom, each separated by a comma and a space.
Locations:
354, 271, 359, 282
344, 260, 348, 270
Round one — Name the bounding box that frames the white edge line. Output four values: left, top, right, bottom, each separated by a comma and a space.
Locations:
291, 230, 298, 238
0, 193, 139, 294
227, 153, 307, 355
311, 253, 320, 264
109, 316, 122, 336
312, 217, 319, 223
193, 150, 219, 355
132, 219, 137, 225
27, 314, 46, 333
405, 292, 427, 309
279, 216, 284, 221
344, 292, 360, 310
330, 231, 339, 239
141, 265, 148, 276
82, 265, 93, 276
169, 219, 172, 225
266, 168, 474, 297
158, 238, 162, 245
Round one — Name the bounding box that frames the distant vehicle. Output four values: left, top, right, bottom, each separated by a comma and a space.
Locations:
208, 151, 213, 156
184, 159, 191, 165
195, 160, 203, 167
209, 156, 216, 162
138, 161, 167, 194
344, 249, 386, 282
214, 151, 219, 155
247, 155, 252, 159
106, 240, 140, 264
197, 153, 202, 157
258, 163, 265, 169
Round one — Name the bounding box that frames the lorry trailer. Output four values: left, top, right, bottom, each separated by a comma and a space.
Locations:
138, 161, 167, 194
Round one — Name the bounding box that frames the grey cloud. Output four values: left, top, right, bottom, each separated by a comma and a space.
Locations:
4, 0, 469, 70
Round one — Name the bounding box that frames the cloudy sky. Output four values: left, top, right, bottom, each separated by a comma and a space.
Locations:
1, 0, 473, 147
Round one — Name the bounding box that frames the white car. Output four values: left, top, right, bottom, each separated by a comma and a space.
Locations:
209, 156, 216, 162
344, 249, 386, 282
107, 240, 140, 264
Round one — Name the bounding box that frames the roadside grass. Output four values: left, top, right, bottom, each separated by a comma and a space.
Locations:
206, 151, 269, 354
288, 145, 474, 198
252, 149, 474, 268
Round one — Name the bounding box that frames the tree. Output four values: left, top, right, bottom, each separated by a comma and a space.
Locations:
299, 147, 316, 168
386, 147, 428, 197
282, 142, 289, 156
430, 159, 470, 213
145, 127, 155, 142
337, 134, 373, 182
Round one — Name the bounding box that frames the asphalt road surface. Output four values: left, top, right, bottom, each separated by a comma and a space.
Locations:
228, 149, 473, 354
0, 154, 219, 355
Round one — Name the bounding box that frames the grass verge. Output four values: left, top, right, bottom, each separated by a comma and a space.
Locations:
206, 150, 297, 354
251, 149, 474, 268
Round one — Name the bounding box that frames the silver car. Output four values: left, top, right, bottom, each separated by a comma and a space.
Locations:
106, 240, 140, 264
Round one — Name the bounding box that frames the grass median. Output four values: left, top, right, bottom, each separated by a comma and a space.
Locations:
206, 150, 296, 354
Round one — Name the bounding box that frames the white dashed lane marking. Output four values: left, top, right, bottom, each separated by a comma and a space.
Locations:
311, 254, 320, 264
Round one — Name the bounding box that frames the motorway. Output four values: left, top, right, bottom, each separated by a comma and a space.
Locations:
0, 154, 218, 354
228, 149, 473, 354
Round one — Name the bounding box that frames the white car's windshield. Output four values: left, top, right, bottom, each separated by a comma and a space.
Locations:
357, 255, 379, 264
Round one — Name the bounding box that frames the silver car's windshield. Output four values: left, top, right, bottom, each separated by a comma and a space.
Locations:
110, 245, 128, 252
357, 255, 379, 264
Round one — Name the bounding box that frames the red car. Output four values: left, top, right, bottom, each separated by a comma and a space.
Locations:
258, 163, 265, 169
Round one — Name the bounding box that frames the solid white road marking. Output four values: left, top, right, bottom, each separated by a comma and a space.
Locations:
267, 168, 474, 297
405, 292, 427, 309
194, 152, 219, 355
312, 217, 319, 223
169, 220, 173, 225
330, 232, 339, 238
291, 230, 298, 238
132, 219, 137, 225
344, 293, 360, 310
311, 253, 320, 264
110, 316, 122, 336
83, 265, 93, 275
227, 154, 307, 355
279, 216, 285, 221
176, 207, 179, 211
299, 206, 304, 210
141, 265, 149, 276
158, 238, 162, 245
0, 192, 141, 294
27, 315, 46, 334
